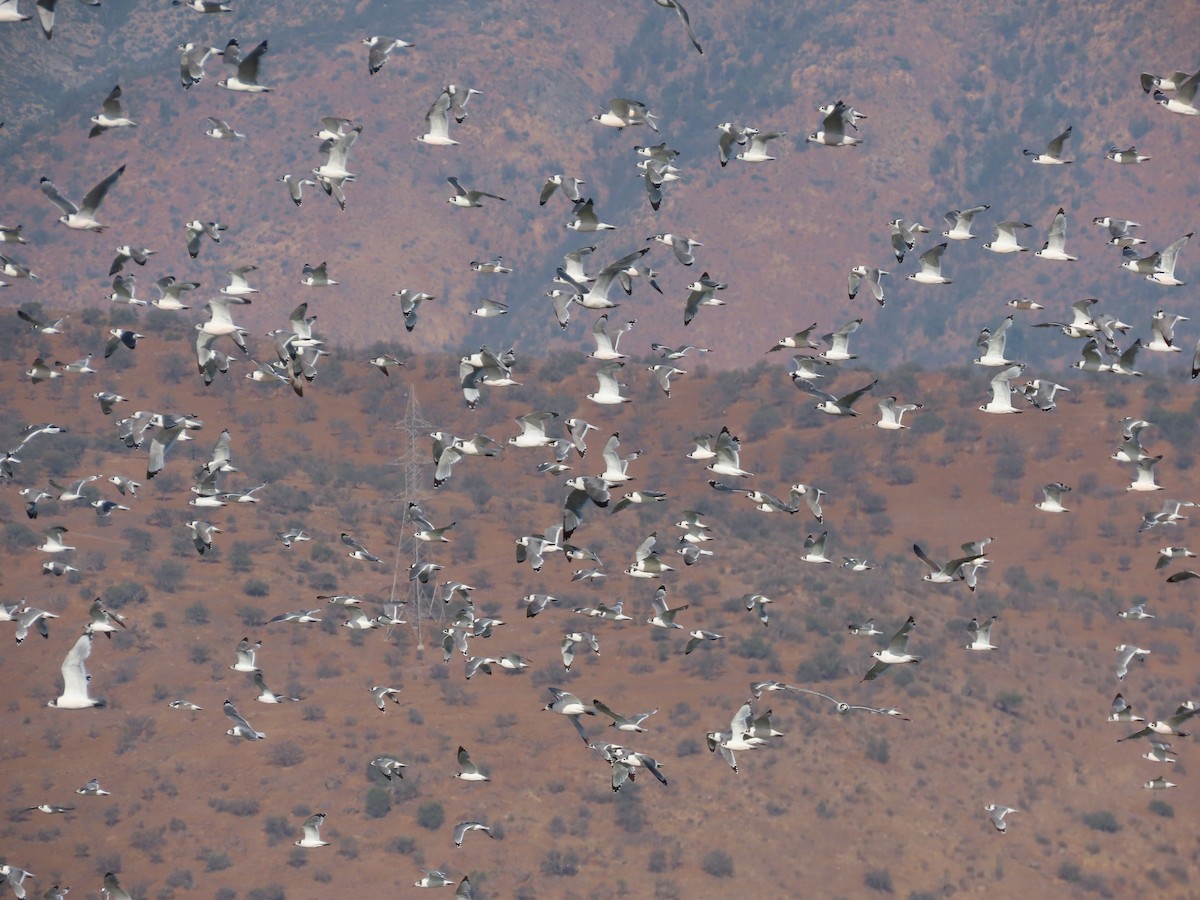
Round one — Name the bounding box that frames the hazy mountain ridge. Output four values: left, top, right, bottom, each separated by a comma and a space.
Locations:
0, 1, 1195, 371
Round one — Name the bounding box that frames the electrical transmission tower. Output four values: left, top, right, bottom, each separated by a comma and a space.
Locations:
389, 387, 440, 651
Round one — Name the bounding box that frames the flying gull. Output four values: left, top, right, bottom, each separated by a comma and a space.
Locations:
984, 804, 1018, 833
942, 204, 990, 240
454, 745, 489, 782
218, 38, 271, 92
1023, 124, 1072, 164
1107, 146, 1150, 164
88, 85, 136, 138
651, 0, 702, 53
875, 396, 922, 430
453, 821, 494, 847
913, 544, 985, 589
1035, 482, 1071, 512
447, 176, 507, 208
39, 165, 125, 231
806, 101, 863, 146
982, 221, 1032, 254
178, 42, 221, 88
965, 615, 998, 650
787, 686, 909, 720
363, 35, 413, 75
802, 378, 878, 416
295, 813, 329, 848
908, 243, 952, 284
821, 318, 863, 360
540, 174, 586, 206
1114, 644, 1151, 680
860, 616, 920, 681
593, 98, 660, 132
48, 633, 104, 708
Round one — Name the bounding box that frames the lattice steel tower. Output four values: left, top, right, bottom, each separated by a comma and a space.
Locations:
388, 387, 440, 650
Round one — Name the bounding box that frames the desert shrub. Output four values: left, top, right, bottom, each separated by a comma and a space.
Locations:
228, 541, 255, 573
1081, 810, 1120, 833
244, 578, 270, 597
910, 410, 943, 435
237, 604, 264, 627
3, 523, 38, 552
104, 581, 148, 606
866, 737, 890, 764
734, 635, 774, 661
387, 836, 416, 855
209, 797, 260, 817
130, 825, 165, 855
264, 816, 295, 846
153, 559, 186, 593
309, 570, 338, 591
365, 788, 391, 819
669, 702, 697, 726
416, 801, 443, 830
859, 490, 888, 514
865, 869, 894, 893
315, 658, 342, 679
992, 452, 1024, 481
1058, 861, 1082, 883
613, 793, 644, 833
793, 642, 844, 682
122, 527, 154, 555
458, 471, 493, 507
675, 737, 701, 757
1148, 800, 1174, 818
994, 691, 1024, 711
172, 531, 199, 557
269, 742, 306, 768
701, 850, 734, 878
199, 849, 231, 872
184, 602, 209, 625
166, 869, 193, 889
746, 404, 783, 440
540, 849, 579, 876
115, 716, 155, 756
96, 852, 122, 874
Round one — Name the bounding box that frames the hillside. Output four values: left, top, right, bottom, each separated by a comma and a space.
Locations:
1, 336, 1200, 897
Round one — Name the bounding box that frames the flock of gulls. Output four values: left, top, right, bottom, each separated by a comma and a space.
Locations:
0, 0, 1199, 895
